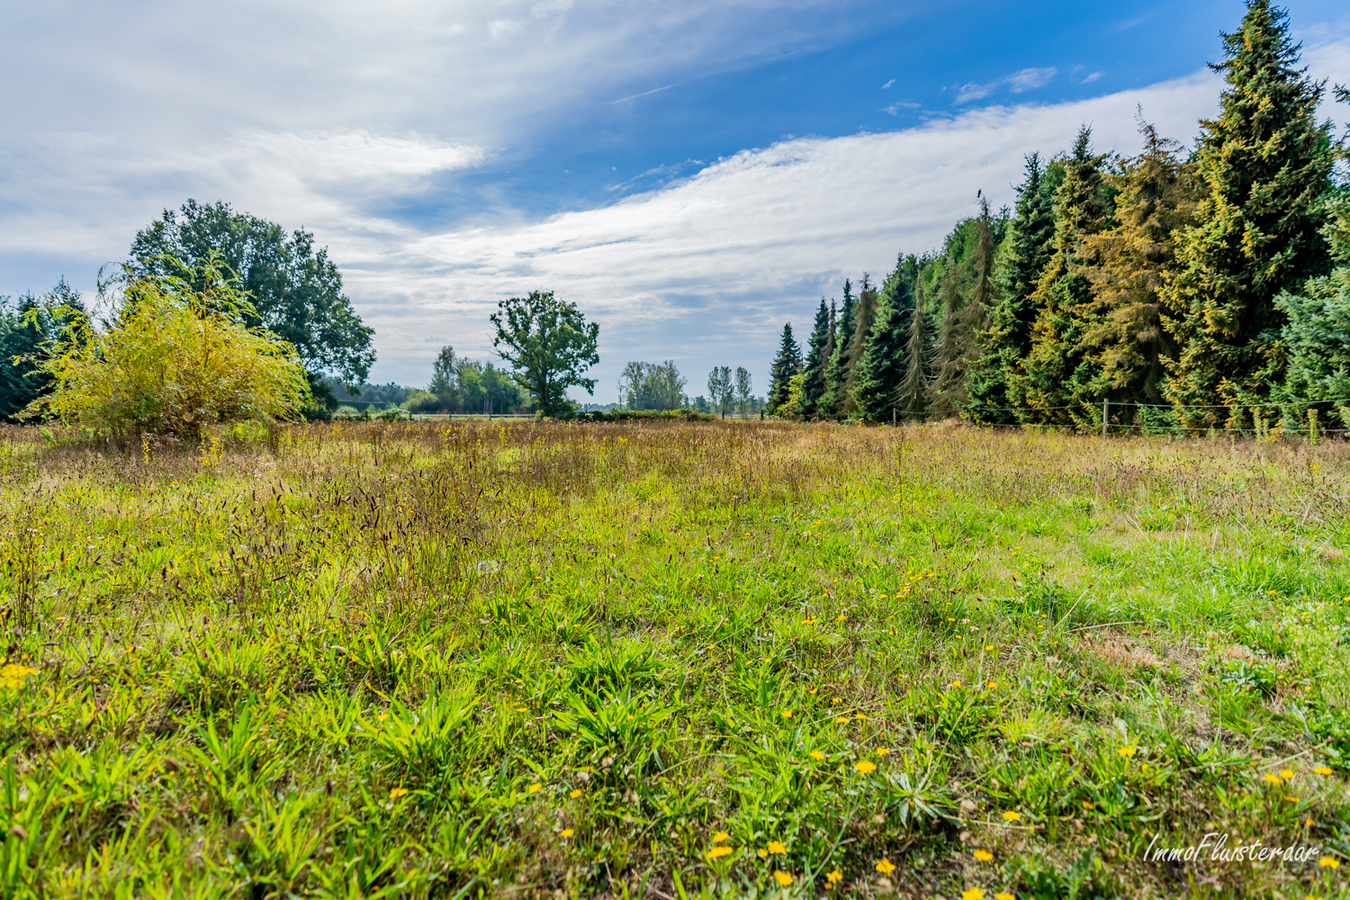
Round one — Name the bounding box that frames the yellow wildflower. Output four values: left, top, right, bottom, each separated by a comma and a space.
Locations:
854, 760, 877, 775
973, 849, 993, 861
1280, 769, 1295, 780
835, 716, 851, 724
527, 782, 542, 794
713, 831, 730, 843
1002, 811, 1021, 822
875, 859, 896, 874
1264, 773, 1284, 785
561, 828, 574, 838
773, 871, 793, 886
569, 789, 583, 798
1117, 746, 1136, 758
809, 751, 826, 761
995, 894, 1016, 900
707, 846, 733, 860
782, 710, 793, 718
1081, 801, 1095, 810
876, 748, 890, 756
826, 869, 843, 885
962, 889, 985, 900
1315, 766, 1334, 775
389, 787, 408, 800
1319, 857, 1340, 869
767, 840, 787, 855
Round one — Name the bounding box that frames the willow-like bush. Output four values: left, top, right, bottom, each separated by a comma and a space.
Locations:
25, 260, 310, 436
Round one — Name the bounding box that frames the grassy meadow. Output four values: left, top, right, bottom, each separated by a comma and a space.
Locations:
3, 419, 1350, 899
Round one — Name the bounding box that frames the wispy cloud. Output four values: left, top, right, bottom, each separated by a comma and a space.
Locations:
1082, 72, 1104, 84
612, 84, 679, 104
956, 66, 1058, 104
882, 100, 920, 115
881, 78, 896, 89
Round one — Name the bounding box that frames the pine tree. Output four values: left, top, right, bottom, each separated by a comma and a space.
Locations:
767, 323, 801, 416
854, 256, 919, 423
1081, 121, 1198, 412
820, 280, 856, 418
966, 156, 1057, 422
926, 261, 970, 419
839, 275, 877, 417
1008, 127, 1113, 427
1277, 196, 1350, 429
798, 299, 832, 418
1163, 0, 1335, 428
896, 279, 930, 418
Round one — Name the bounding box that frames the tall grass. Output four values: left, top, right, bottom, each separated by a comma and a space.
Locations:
1, 420, 1348, 898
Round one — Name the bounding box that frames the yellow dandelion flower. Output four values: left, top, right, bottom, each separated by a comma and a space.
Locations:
995, 894, 1016, 900
985, 645, 995, 651
1117, 746, 1136, 758
561, 828, 574, 838
782, 710, 793, 718
835, 716, 851, 724
1081, 801, 1095, 810
1319, 857, 1340, 869
854, 760, 877, 775
1264, 773, 1283, 785
876, 858, 896, 874
1280, 769, 1295, 780
707, 846, 733, 859
1315, 766, 1334, 775
987, 681, 998, 689
832, 697, 842, 704
826, 869, 843, 885
962, 889, 985, 900
389, 787, 408, 800
973, 849, 993, 862
1002, 810, 1021, 822
809, 751, 826, 761
767, 840, 787, 855
569, 788, 583, 798
876, 748, 891, 756
713, 831, 730, 843
773, 871, 793, 886
516, 706, 528, 712
527, 782, 542, 794
950, 679, 962, 688
808, 687, 819, 695
855, 713, 868, 721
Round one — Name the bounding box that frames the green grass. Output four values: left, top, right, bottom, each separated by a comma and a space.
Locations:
3, 419, 1350, 899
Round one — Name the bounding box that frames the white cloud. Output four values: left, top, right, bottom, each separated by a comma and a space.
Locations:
958, 66, 1058, 103
882, 78, 896, 89
348, 70, 1227, 394
1082, 72, 1104, 84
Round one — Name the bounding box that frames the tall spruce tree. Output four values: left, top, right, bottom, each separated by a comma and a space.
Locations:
966, 157, 1058, 422
767, 323, 801, 416
896, 279, 930, 419
820, 280, 856, 418
839, 275, 877, 417
926, 260, 971, 419
1008, 127, 1114, 427
1163, 0, 1335, 428
1081, 121, 1198, 413
854, 256, 919, 423
798, 299, 832, 418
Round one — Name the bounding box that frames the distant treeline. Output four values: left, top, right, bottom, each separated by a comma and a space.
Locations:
769, 1, 1350, 433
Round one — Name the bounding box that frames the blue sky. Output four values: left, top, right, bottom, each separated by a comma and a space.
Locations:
2, 1, 1348, 401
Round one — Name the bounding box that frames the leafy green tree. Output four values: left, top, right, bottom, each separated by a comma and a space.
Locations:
1277, 196, 1350, 428
1081, 122, 1198, 412
798, 299, 832, 418
854, 256, 918, 423
734, 367, 754, 417
129, 200, 375, 411
25, 261, 309, 435
1009, 127, 1114, 426
1163, 0, 1335, 427
767, 323, 801, 416
620, 360, 688, 410
820, 281, 856, 418
491, 290, 599, 417
707, 366, 733, 418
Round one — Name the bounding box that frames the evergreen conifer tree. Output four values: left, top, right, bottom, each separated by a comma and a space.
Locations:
854, 256, 919, 423
1163, 0, 1334, 428
798, 299, 832, 418
1008, 127, 1113, 427
896, 279, 930, 419
839, 275, 877, 417
926, 261, 971, 419
767, 323, 801, 416
820, 280, 856, 418
1081, 121, 1198, 413
966, 156, 1057, 422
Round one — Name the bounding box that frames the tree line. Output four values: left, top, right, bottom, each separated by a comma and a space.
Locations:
768, 0, 1349, 433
